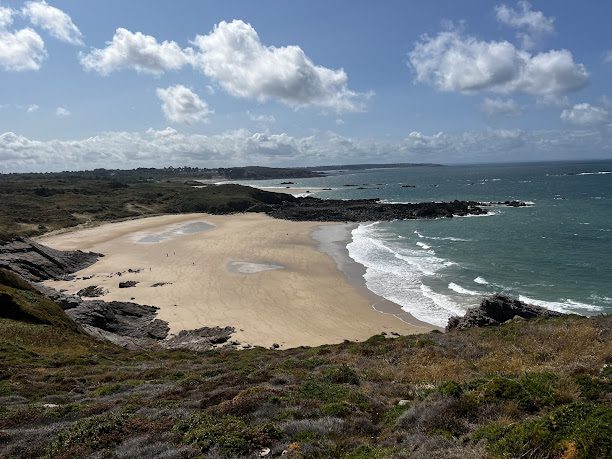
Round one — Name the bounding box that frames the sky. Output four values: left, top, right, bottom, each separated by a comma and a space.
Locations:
0, 0, 611, 172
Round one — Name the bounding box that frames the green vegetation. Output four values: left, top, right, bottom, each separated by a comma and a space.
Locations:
0, 273, 610, 458
0, 176, 295, 240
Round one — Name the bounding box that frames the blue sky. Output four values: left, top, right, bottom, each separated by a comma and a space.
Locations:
0, 0, 611, 171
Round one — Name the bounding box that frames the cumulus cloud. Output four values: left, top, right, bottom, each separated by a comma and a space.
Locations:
22, 1, 83, 45
80, 28, 192, 75
495, 1, 554, 49
0, 6, 46, 71
0, 6, 12, 29
560, 103, 609, 127
604, 50, 612, 65
191, 20, 369, 112
55, 106, 70, 117
1, 127, 610, 173
480, 97, 522, 116
156, 85, 211, 124
27, 104, 39, 113
247, 111, 275, 124
408, 29, 587, 96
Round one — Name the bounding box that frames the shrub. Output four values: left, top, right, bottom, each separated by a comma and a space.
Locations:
474, 401, 612, 459
321, 365, 360, 385
471, 372, 561, 413
321, 401, 354, 418
297, 380, 350, 403
174, 414, 282, 458
573, 375, 610, 401
397, 395, 467, 436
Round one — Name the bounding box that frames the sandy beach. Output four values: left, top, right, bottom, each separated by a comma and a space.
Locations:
39, 213, 433, 348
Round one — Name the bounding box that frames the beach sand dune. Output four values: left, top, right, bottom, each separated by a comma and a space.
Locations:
39, 213, 431, 348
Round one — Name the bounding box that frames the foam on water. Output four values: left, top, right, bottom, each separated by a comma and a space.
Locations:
474, 276, 489, 285
448, 282, 482, 296
347, 223, 469, 327
518, 295, 603, 314
414, 230, 470, 242
416, 241, 431, 250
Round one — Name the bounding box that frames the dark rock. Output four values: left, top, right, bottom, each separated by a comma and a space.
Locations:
446, 294, 563, 331
267, 198, 487, 222
34, 284, 169, 342
280, 181, 294, 185
496, 200, 529, 207
401, 184, 416, 188
151, 282, 171, 287
246, 203, 275, 213
77, 285, 107, 298
272, 343, 280, 349
163, 326, 235, 351
119, 281, 138, 288
0, 237, 100, 282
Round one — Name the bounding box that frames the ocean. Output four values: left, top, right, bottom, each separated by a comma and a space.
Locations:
241, 160, 612, 327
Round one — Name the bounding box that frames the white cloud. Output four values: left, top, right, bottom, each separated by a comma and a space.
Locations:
0, 6, 46, 71
480, 97, 522, 116
408, 29, 588, 96
0, 6, 13, 29
55, 106, 70, 117
1, 127, 610, 173
536, 93, 570, 108
156, 85, 211, 124
560, 103, 609, 127
191, 20, 369, 112
80, 28, 192, 75
0, 103, 40, 112
22, 1, 83, 46
495, 1, 554, 49
247, 111, 275, 124
604, 50, 612, 65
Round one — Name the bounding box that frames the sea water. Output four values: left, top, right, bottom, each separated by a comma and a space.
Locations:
241, 160, 612, 326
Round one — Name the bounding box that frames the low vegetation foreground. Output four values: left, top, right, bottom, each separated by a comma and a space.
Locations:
0, 269, 610, 458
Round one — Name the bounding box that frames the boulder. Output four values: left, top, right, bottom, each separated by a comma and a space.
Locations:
446, 294, 563, 331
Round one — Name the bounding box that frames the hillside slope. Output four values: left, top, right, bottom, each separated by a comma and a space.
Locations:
0, 273, 610, 458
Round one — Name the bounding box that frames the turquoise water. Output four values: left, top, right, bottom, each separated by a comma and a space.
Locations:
242, 160, 612, 326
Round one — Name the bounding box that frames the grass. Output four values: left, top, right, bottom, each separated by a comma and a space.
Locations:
0, 178, 296, 240
0, 274, 610, 458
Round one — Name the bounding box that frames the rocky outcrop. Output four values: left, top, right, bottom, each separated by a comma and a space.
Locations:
162, 326, 236, 352
77, 285, 107, 297
38, 286, 168, 343
34, 285, 238, 351
0, 237, 100, 282
267, 198, 490, 222
446, 294, 563, 330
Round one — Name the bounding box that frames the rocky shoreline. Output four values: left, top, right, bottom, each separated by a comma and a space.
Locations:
256, 196, 529, 222
446, 294, 564, 330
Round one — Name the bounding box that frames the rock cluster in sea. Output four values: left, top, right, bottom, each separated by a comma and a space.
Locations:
264, 198, 491, 222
